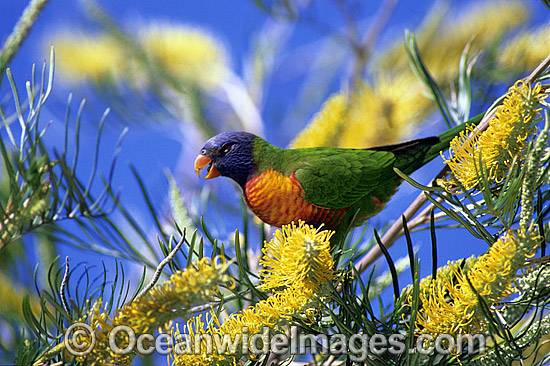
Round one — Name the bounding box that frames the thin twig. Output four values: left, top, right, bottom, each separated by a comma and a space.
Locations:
349, 0, 400, 86
355, 189, 429, 272
363, 0, 400, 51
135, 230, 186, 299
187, 302, 218, 314
526, 53, 550, 84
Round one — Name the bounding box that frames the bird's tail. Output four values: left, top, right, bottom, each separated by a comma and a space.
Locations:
371, 113, 484, 174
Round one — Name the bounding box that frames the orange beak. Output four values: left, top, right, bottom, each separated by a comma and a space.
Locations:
194, 154, 221, 179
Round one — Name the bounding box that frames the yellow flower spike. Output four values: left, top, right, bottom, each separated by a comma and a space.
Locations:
290, 74, 432, 149
406, 227, 541, 337
169, 315, 225, 366
442, 81, 547, 190
289, 94, 349, 148
498, 24, 550, 74
439, 125, 482, 190
114, 256, 231, 335
423, 0, 528, 82
170, 223, 336, 366
170, 285, 321, 365
139, 23, 229, 89
53, 34, 125, 84
378, 0, 529, 82
65, 299, 134, 366
258, 220, 335, 292
62, 257, 230, 366
338, 74, 432, 148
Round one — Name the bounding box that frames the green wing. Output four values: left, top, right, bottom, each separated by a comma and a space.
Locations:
288, 148, 397, 209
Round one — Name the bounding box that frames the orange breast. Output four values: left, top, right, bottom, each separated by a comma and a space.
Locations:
244, 169, 347, 228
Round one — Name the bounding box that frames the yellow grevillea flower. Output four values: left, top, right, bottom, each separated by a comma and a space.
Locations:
170, 285, 319, 366
259, 220, 334, 291
67, 299, 134, 365
170, 222, 335, 366
53, 34, 125, 83
339, 75, 432, 148
442, 81, 547, 190
139, 23, 229, 89
419, 0, 528, 82
498, 24, 550, 73
405, 227, 540, 336
169, 315, 225, 366
64, 257, 230, 366
289, 94, 348, 149
377, 0, 528, 82
228, 284, 319, 329
52, 23, 229, 89
290, 74, 431, 149
115, 256, 233, 332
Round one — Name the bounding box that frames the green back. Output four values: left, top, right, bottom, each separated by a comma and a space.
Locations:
251, 114, 483, 210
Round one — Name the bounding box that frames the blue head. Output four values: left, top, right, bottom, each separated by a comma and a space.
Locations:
194, 131, 257, 187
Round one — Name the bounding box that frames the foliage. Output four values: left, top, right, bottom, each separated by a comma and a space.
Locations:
1, 0, 550, 365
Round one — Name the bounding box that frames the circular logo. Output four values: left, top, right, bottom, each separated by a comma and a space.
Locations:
64, 322, 96, 356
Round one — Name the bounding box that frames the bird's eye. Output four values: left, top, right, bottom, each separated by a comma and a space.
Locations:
221, 144, 233, 155
200, 149, 207, 155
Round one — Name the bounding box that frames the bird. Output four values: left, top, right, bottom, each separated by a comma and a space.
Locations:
194, 116, 481, 240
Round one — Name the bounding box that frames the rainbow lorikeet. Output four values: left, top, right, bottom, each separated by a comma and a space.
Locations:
194, 118, 479, 237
